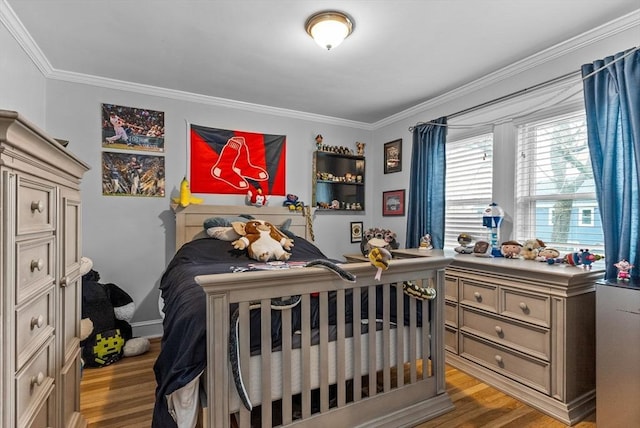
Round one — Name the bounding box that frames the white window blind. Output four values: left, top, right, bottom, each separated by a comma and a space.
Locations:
445, 133, 493, 249
516, 110, 604, 252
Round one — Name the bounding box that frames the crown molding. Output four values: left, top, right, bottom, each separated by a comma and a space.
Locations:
373, 9, 640, 129
0, 0, 53, 75
46, 69, 374, 130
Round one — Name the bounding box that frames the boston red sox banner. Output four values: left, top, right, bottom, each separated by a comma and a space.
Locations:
190, 124, 286, 195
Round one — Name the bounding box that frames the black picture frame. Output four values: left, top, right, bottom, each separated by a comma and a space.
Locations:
350, 221, 363, 243
384, 139, 402, 174
382, 189, 405, 216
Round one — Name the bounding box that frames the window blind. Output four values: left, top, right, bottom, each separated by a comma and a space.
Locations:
445, 133, 493, 249
516, 110, 604, 252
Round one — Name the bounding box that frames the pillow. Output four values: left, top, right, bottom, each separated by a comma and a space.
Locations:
203, 215, 254, 229
205, 226, 241, 241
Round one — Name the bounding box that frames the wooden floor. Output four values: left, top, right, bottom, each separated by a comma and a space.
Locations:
80, 337, 596, 427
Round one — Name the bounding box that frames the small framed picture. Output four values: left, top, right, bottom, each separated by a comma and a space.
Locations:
384, 139, 402, 174
350, 221, 363, 243
382, 189, 405, 216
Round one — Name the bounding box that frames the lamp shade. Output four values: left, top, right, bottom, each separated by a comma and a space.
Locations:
305, 11, 353, 50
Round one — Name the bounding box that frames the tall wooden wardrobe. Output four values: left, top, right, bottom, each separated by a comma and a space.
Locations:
0, 110, 89, 427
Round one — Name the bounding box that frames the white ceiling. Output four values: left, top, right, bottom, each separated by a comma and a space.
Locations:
4, 1, 639, 124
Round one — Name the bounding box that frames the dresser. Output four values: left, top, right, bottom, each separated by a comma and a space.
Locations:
445, 255, 603, 425
0, 110, 89, 427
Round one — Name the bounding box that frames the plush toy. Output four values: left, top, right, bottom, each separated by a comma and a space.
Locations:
80, 257, 150, 368
536, 247, 560, 262
360, 227, 399, 257
369, 247, 392, 281
521, 238, 545, 260
500, 240, 523, 258
562, 249, 604, 269
282, 194, 304, 211
171, 177, 203, 207
231, 219, 294, 262
614, 259, 633, 281
246, 188, 269, 207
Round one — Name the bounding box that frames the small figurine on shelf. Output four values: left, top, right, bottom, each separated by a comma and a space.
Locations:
614, 259, 633, 282
419, 234, 433, 251
356, 142, 365, 156
315, 134, 323, 150
454, 233, 473, 254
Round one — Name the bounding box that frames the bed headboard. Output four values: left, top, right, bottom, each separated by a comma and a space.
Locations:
172, 204, 314, 250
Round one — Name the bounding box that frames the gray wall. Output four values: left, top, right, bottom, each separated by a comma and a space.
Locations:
2, 12, 638, 337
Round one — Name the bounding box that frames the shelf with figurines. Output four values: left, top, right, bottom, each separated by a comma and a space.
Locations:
312, 135, 366, 213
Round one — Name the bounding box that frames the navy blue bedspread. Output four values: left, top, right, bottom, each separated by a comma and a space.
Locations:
152, 236, 328, 427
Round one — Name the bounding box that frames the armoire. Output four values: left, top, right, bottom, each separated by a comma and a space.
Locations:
0, 110, 89, 427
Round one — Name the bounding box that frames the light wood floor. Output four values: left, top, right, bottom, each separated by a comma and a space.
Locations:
80, 337, 596, 427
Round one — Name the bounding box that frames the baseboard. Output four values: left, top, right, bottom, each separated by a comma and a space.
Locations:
131, 318, 163, 338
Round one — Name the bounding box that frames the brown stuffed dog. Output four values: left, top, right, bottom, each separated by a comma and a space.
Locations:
231, 220, 294, 262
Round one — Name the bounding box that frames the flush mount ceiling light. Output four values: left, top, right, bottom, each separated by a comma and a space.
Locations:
305, 11, 354, 50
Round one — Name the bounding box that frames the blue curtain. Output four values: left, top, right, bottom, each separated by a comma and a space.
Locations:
582, 48, 640, 281
406, 117, 447, 249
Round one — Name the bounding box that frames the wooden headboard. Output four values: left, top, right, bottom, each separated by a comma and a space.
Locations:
172, 204, 314, 250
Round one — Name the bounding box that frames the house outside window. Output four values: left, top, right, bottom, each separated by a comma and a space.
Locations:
515, 109, 604, 252
444, 133, 493, 249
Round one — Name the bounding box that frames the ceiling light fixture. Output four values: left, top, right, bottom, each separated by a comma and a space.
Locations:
305, 11, 354, 51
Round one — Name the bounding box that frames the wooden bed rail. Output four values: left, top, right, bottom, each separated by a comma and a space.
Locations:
197, 254, 453, 428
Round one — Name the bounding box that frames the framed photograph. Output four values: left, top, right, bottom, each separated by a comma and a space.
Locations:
384, 138, 402, 174
102, 103, 165, 152
102, 151, 165, 197
350, 221, 363, 243
382, 189, 405, 216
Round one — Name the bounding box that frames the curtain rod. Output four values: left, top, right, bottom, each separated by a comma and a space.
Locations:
409, 70, 581, 131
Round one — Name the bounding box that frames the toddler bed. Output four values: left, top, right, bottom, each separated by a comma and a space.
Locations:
153, 205, 453, 427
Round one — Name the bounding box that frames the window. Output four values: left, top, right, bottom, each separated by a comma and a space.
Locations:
445, 133, 493, 249
516, 110, 604, 252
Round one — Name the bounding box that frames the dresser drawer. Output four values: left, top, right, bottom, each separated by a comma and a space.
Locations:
17, 176, 55, 235
460, 278, 498, 313
444, 300, 458, 327
460, 307, 549, 360
444, 326, 458, 354
501, 287, 550, 327
16, 290, 54, 370
460, 333, 550, 394
16, 340, 55, 427
444, 275, 458, 300
24, 390, 54, 428
16, 237, 55, 305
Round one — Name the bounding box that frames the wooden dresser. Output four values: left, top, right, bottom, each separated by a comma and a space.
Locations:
0, 110, 89, 427
445, 255, 604, 425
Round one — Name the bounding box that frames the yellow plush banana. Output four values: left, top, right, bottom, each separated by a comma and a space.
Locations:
368, 247, 392, 281
172, 177, 203, 207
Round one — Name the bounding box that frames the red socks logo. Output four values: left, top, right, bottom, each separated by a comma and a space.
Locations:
210, 136, 269, 189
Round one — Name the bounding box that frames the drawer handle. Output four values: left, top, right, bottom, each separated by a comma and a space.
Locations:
473, 291, 482, 301
494, 355, 503, 365
30, 258, 44, 272
494, 325, 503, 335
30, 372, 45, 388
30, 200, 44, 213
59, 276, 68, 287
519, 302, 529, 311
30, 315, 45, 330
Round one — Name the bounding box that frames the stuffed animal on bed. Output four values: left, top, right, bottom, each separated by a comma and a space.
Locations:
231, 219, 294, 262
80, 257, 150, 368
